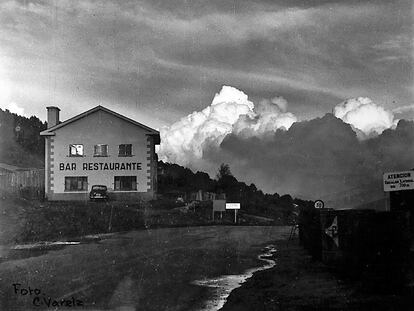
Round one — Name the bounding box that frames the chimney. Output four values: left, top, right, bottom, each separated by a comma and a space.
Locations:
46, 106, 60, 128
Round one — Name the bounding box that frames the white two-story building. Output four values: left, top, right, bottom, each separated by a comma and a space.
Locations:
40, 106, 160, 201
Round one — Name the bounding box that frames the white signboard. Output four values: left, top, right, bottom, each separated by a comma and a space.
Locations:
383, 170, 414, 192
225, 203, 240, 210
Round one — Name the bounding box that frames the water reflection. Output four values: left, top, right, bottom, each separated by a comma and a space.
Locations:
192, 245, 277, 311
0, 241, 81, 262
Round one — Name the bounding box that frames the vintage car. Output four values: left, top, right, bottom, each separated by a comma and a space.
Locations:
89, 185, 109, 200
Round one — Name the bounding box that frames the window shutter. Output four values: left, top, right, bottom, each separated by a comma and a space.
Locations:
65, 178, 71, 191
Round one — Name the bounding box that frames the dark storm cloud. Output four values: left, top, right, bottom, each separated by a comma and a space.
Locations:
0, 0, 412, 126
202, 116, 414, 207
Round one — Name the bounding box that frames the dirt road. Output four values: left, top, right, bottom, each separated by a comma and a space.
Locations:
0, 225, 290, 310
221, 240, 413, 311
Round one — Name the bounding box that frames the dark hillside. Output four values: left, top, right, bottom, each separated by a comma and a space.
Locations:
158, 161, 312, 221
0, 109, 46, 168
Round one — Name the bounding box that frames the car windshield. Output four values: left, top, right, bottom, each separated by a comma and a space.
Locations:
92, 185, 107, 190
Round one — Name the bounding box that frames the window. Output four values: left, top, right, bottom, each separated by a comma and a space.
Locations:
119, 144, 132, 157
91, 185, 107, 191
94, 144, 108, 157
114, 176, 137, 191
65, 177, 88, 191
69, 144, 84, 157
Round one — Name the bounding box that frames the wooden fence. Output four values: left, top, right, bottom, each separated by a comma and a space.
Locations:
0, 169, 45, 199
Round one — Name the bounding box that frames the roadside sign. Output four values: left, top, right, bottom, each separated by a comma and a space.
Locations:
212, 200, 226, 221
314, 200, 324, 209
225, 203, 240, 210
226, 203, 240, 224
325, 216, 339, 247
213, 200, 226, 211
383, 170, 414, 192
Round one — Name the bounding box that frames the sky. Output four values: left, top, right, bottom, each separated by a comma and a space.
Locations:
1, 0, 413, 203
0, 0, 413, 128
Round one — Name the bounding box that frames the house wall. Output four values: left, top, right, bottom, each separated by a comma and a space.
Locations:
45, 109, 157, 201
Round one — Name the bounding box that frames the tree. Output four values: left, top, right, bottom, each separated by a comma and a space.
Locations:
280, 194, 293, 208
216, 163, 232, 180
216, 163, 241, 199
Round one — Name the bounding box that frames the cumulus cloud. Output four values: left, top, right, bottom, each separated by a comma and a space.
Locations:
159, 86, 254, 165
160, 89, 413, 210
204, 116, 414, 209
159, 86, 297, 166
333, 97, 398, 139
234, 96, 297, 137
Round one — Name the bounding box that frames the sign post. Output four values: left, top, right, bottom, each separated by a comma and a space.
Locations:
383, 170, 414, 192
212, 200, 226, 221
226, 203, 240, 223
383, 170, 414, 212
314, 200, 324, 209
325, 216, 339, 247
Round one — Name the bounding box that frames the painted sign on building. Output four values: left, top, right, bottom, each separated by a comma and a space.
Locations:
383, 170, 414, 192
59, 162, 142, 171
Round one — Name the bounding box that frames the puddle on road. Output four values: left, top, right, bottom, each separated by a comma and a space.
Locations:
0, 234, 125, 263
192, 245, 277, 311
12, 241, 81, 249
0, 241, 81, 262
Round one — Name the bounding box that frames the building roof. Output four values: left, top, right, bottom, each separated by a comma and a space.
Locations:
0, 163, 30, 172
0, 163, 21, 172
40, 105, 160, 143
